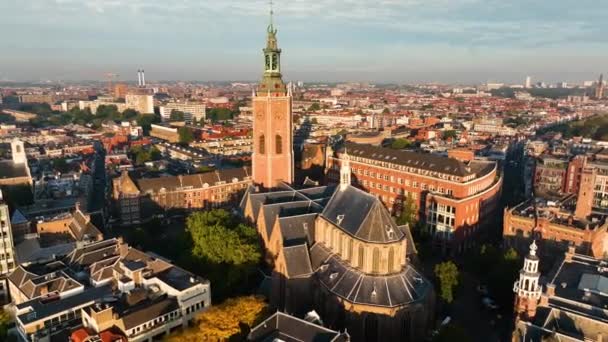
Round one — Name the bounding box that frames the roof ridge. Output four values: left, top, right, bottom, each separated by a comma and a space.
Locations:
355, 194, 377, 239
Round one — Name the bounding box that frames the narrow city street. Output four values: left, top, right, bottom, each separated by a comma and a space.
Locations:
449, 271, 510, 342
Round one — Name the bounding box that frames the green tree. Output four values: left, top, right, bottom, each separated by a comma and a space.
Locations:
186, 209, 261, 266
390, 138, 411, 150
310, 117, 318, 124
136, 113, 160, 134
122, 108, 139, 120
0, 309, 14, 342
382, 107, 390, 114
131, 146, 162, 165
96, 104, 121, 120
208, 108, 234, 121
170, 110, 185, 121
434, 261, 459, 303
443, 130, 457, 140
308, 102, 321, 111
396, 194, 417, 227
178, 127, 195, 144
149, 146, 161, 161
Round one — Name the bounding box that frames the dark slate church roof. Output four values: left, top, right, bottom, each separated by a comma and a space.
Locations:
283, 245, 313, 278
278, 213, 317, 246
262, 201, 320, 239
310, 243, 431, 308
0, 160, 29, 179
322, 185, 404, 243
248, 311, 349, 342
243, 183, 335, 226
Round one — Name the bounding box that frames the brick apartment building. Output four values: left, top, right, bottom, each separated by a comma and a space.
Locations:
534, 153, 608, 212
503, 196, 608, 262
112, 167, 252, 225
326, 142, 503, 253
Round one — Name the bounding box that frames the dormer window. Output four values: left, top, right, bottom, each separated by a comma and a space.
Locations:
336, 214, 345, 225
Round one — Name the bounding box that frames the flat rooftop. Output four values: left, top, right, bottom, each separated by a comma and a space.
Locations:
548, 254, 608, 321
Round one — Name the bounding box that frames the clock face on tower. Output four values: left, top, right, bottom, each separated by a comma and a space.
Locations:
274, 112, 283, 120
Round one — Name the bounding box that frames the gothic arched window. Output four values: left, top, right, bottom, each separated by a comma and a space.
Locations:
388, 247, 395, 273
259, 135, 265, 154
358, 245, 365, 268
372, 247, 380, 274
347, 239, 354, 262
275, 135, 283, 154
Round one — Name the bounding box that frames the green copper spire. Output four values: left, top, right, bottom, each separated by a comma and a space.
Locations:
259, 0, 286, 95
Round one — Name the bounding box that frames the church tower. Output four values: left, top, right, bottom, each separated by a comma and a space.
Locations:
340, 149, 351, 189
252, 8, 293, 188
513, 240, 542, 321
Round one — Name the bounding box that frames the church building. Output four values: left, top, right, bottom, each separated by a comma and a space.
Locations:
241, 14, 435, 342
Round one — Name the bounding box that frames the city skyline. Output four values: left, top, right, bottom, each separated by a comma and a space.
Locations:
1, 0, 607, 83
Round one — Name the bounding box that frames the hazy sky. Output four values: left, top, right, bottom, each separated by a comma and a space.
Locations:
1, 0, 607, 84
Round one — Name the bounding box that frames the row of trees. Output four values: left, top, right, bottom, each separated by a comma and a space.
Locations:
538, 114, 608, 140
23, 104, 160, 133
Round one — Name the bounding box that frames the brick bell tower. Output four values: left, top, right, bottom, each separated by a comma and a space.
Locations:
252, 8, 294, 188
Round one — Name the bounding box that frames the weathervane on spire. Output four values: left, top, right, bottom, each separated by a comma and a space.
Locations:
268, 0, 275, 32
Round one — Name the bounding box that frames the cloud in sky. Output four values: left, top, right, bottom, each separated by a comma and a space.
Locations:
0, 0, 607, 83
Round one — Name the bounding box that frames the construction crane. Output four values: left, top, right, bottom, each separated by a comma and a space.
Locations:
103, 73, 119, 94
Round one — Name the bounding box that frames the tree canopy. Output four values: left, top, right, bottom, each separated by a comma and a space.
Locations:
21, 103, 161, 132
208, 108, 235, 121
390, 138, 412, 150
178, 127, 195, 144
186, 209, 261, 266
170, 110, 185, 122
464, 245, 520, 307
168, 295, 267, 341
396, 194, 417, 227
434, 261, 459, 304
130, 145, 161, 165
0, 309, 15, 342
308, 102, 321, 111
442, 130, 457, 140
537, 114, 608, 140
